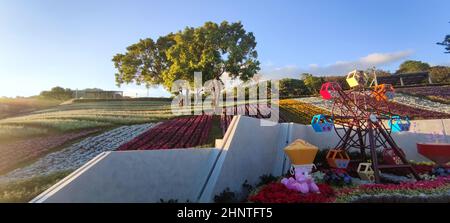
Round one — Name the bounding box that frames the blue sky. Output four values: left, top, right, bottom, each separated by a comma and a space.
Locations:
0, 0, 449, 97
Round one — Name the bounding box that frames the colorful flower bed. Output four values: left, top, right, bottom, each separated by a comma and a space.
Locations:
335, 176, 450, 203
387, 101, 450, 119
278, 99, 330, 124
118, 115, 213, 150
247, 175, 450, 203
246, 159, 450, 203
0, 129, 99, 174
396, 85, 450, 104
219, 100, 331, 133
393, 93, 450, 114
248, 182, 336, 203
296, 94, 450, 120
0, 124, 154, 183
350, 92, 450, 119
220, 104, 281, 134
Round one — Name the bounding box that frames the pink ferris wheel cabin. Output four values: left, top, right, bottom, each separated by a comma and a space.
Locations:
320, 82, 341, 100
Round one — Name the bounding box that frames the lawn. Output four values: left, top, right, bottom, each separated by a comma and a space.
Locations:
0, 97, 61, 119
0, 99, 175, 142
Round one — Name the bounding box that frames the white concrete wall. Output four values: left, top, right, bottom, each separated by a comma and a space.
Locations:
32, 149, 220, 203
199, 116, 285, 202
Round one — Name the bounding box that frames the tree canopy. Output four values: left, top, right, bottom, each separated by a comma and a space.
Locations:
279, 78, 308, 98
112, 21, 260, 93
40, 87, 73, 100
395, 60, 431, 74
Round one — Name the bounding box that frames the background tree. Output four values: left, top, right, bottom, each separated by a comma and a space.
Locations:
429, 66, 450, 83
279, 78, 308, 98
113, 21, 260, 97
395, 60, 430, 74
301, 73, 324, 94
112, 35, 175, 87
40, 87, 73, 100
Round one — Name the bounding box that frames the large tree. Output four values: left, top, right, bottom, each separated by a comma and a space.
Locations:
113, 21, 260, 95
112, 35, 175, 87
395, 60, 430, 74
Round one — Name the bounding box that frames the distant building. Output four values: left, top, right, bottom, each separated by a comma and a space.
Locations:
376, 72, 432, 86
74, 89, 123, 99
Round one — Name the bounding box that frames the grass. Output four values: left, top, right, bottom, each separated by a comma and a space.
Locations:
0, 100, 175, 141
0, 125, 50, 142
0, 97, 61, 119
0, 170, 72, 203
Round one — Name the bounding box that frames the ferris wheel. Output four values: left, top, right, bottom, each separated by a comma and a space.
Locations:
310, 69, 420, 183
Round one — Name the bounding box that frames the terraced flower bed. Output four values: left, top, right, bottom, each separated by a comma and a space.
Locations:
278, 99, 331, 124
335, 176, 450, 203
0, 124, 154, 183
396, 85, 450, 104
247, 175, 450, 203
0, 129, 99, 174
296, 96, 450, 120
248, 182, 336, 203
118, 115, 213, 150
220, 104, 282, 134
393, 93, 450, 114
386, 101, 450, 119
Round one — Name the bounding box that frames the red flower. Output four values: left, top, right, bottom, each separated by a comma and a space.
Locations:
118, 115, 213, 150
249, 182, 335, 203
359, 176, 450, 192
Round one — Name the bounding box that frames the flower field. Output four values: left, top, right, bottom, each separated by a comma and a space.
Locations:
393, 93, 450, 114
334, 176, 450, 203
247, 174, 450, 203
296, 95, 450, 120
220, 103, 282, 134
278, 99, 331, 124
118, 115, 213, 150
396, 85, 450, 104
246, 154, 450, 203
296, 97, 335, 111
0, 123, 155, 183
0, 129, 99, 175
248, 182, 336, 203
382, 100, 450, 119
219, 99, 335, 131
0, 99, 173, 135
360, 101, 449, 119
